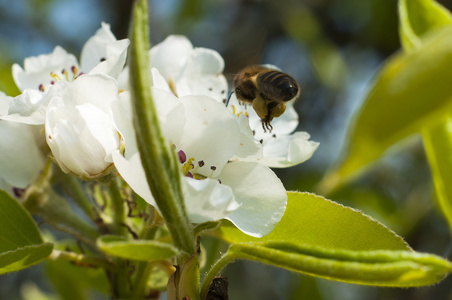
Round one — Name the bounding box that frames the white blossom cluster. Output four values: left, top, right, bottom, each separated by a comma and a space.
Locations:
0, 24, 318, 237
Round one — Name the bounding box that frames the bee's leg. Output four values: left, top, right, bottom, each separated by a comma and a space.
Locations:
261, 115, 273, 133
261, 121, 267, 132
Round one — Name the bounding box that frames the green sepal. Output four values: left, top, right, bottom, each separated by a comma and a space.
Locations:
97, 235, 179, 261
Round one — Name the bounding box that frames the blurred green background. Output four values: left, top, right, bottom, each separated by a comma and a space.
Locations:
1, 0, 452, 299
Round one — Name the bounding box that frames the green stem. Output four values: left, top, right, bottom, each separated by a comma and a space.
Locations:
108, 177, 127, 236
111, 259, 131, 298
24, 185, 99, 246
200, 253, 234, 300
130, 0, 200, 298
59, 172, 99, 222
131, 210, 159, 297
129, 0, 195, 259
132, 261, 153, 298
50, 249, 113, 270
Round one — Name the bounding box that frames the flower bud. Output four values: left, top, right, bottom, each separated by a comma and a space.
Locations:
45, 74, 120, 178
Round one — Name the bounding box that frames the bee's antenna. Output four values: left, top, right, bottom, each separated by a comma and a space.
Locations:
225, 90, 234, 107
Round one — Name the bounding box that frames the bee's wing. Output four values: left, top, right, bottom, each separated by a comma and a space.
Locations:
260, 64, 282, 71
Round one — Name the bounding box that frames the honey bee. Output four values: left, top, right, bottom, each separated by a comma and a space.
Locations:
229, 65, 300, 132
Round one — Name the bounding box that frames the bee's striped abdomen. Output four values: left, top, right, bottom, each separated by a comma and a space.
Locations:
257, 70, 299, 101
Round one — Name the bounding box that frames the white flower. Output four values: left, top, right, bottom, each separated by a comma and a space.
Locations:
2, 23, 129, 125
112, 88, 287, 237
12, 22, 129, 93
45, 74, 120, 178
149, 35, 228, 103
0, 92, 44, 189
227, 92, 319, 168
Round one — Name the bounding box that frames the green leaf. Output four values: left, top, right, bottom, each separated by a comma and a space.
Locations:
398, 0, 452, 236
399, 0, 452, 51
203, 194, 450, 294
97, 235, 179, 261
227, 242, 451, 287
422, 118, 452, 232
0, 189, 44, 251
214, 192, 409, 251
0, 243, 53, 275
318, 26, 452, 193
0, 190, 53, 274
46, 258, 109, 300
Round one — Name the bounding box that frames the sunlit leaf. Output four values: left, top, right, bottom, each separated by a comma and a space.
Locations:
318, 26, 452, 193
398, 0, 452, 235
399, 0, 452, 51
97, 235, 179, 261
0, 243, 53, 275
228, 242, 451, 287
213, 192, 409, 251
205, 193, 451, 290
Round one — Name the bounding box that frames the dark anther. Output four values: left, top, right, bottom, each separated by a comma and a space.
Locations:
198, 160, 205, 167
178, 150, 186, 164
210, 166, 216, 171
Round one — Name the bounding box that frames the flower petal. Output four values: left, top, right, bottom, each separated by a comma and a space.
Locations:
81, 23, 117, 71
149, 35, 193, 82
176, 48, 228, 102
230, 114, 262, 161
81, 23, 129, 79
150, 68, 172, 93
260, 131, 319, 168
183, 177, 239, 223
64, 74, 118, 110
219, 161, 287, 237
112, 150, 157, 208
2, 81, 69, 125
88, 39, 130, 79
178, 95, 240, 177
0, 91, 11, 116
0, 121, 44, 188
